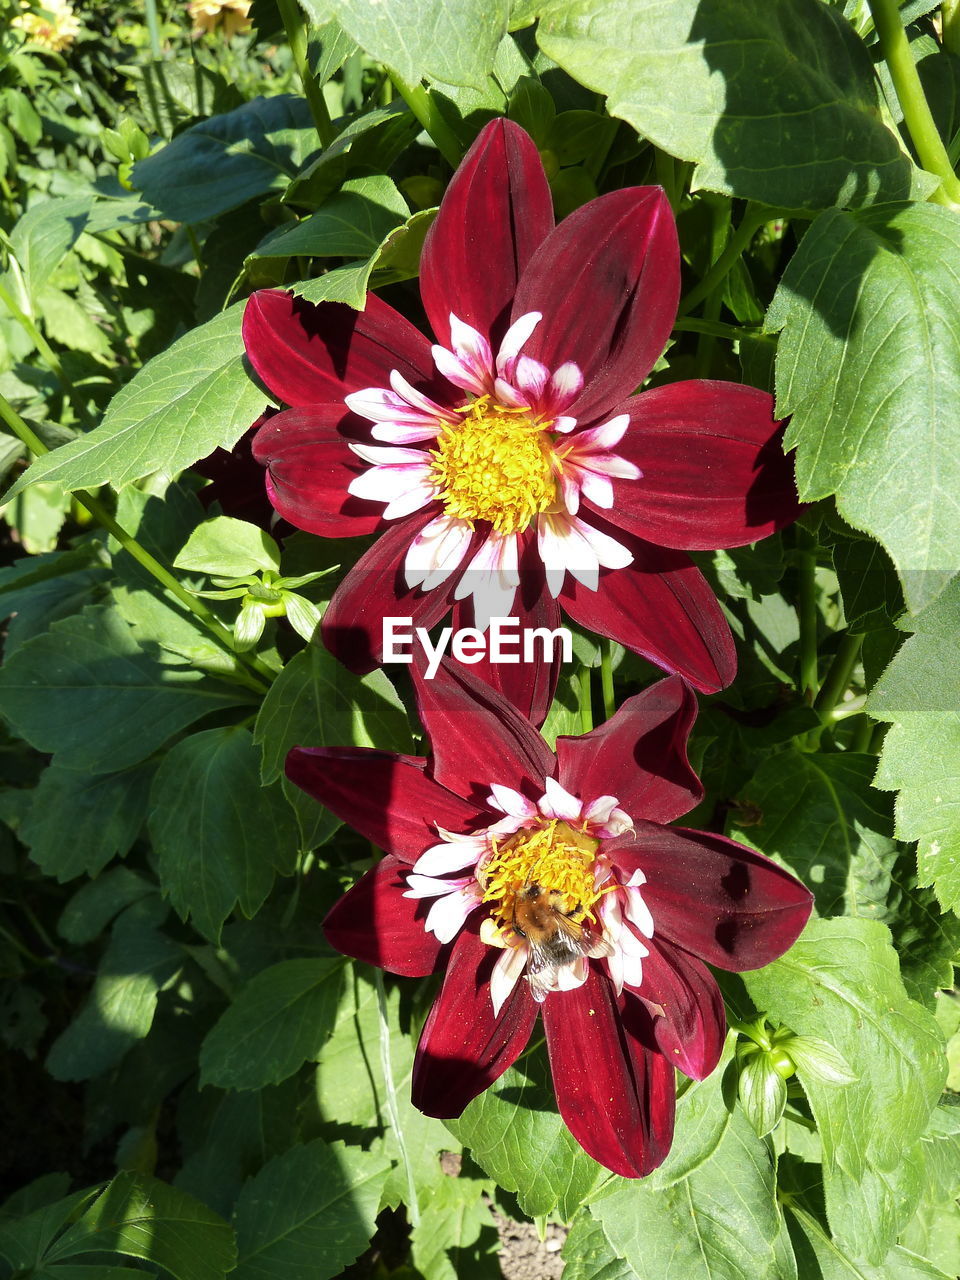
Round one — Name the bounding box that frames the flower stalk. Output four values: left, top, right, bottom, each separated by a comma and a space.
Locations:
388, 75, 463, 169
277, 0, 335, 148
867, 0, 960, 204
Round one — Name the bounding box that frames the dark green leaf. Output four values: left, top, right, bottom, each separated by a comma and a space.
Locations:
46, 1173, 236, 1280
46, 903, 182, 1082
148, 726, 299, 943
249, 176, 408, 262
231, 1139, 389, 1280
6, 196, 92, 303
57, 867, 157, 945
729, 750, 896, 920
21, 763, 153, 882
200, 957, 345, 1090
4, 305, 267, 498
134, 95, 323, 223
254, 645, 411, 785
0, 606, 250, 772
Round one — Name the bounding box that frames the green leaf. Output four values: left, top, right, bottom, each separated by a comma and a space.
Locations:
254, 645, 411, 785
766, 204, 960, 613
249, 176, 408, 262
231, 1139, 389, 1280
20, 762, 153, 882
148, 726, 299, 943
37, 285, 112, 358
743, 918, 945, 1262
57, 867, 157, 944
45, 1172, 236, 1280
562, 1213, 638, 1280
0, 1189, 102, 1272
314, 972, 461, 1206
174, 515, 281, 577
536, 0, 917, 209
176, 1080, 303, 1219
728, 750, 897, 920
0, 553, 106, 656
0, 605, 250, 772
199, 957, 345, 1090
869, 577, 960, 913
738, 1053, 788, 1138
409, 1174, 499, 1280
46, 902, 182, 1082
788, 1201, 953, 1280
6, 196, 92, 304
3, 304, 267, 498
133, 95, 323, 223
328, 0, 509, 90
447, 1047, 604, 1220
587, 1110, 794, 1280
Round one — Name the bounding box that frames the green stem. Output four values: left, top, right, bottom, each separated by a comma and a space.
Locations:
867, 0, 960, 203
576, 668, 594, 733
389, 76, 462, 169
850, 713, 876, 753
0, 392, 271, 693
144, 0, 163, 59
796, 532, 820, 704
678, 207, 770, 317
673, 317, 759, 341
277, 0, 336, 148
373, 970, 420, 1228
600, 639, 616, 721
814, 632, 863, 723
693, 201, 730, 378
0, 279, 93, 428
944, 0, 960, 56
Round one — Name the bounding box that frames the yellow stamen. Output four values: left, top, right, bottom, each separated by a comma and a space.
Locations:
428, 396, 557, 536
480, 819, 602, 929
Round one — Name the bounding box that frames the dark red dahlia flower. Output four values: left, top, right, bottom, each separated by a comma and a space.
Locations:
290, 663, 812, 1177
246, 118, 800, 705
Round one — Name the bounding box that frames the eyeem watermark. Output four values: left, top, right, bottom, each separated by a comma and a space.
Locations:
384, 616, 573, 679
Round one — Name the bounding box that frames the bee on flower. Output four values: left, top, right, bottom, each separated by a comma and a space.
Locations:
11, 0, 80, 52
291, 659, 813, 1177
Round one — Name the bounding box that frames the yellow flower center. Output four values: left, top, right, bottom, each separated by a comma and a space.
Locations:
480, 819, 602, 931
428, 396, 557, 536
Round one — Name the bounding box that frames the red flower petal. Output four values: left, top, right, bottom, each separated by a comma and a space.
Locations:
323, 856, 442, 976
610, 382, 802, 549
420, 119, 554, 350
617, 823, 813, 971
636, 937, 726, 1080
411, 657, 556, 804
242, 289, 447, 408
320, 509, 469, 673
555, 674, 702, 824
412, 925, 538, 1117
542, 965, 675, 1177
449, 571, 562, 728
285, 747, 479, 863
251, 406, 385, 536
513, 187, 679, 425
559, 522, 736, 693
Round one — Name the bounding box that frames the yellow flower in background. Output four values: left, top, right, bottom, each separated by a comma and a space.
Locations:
186, 0, 252, 38
11, 0, 81, 52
